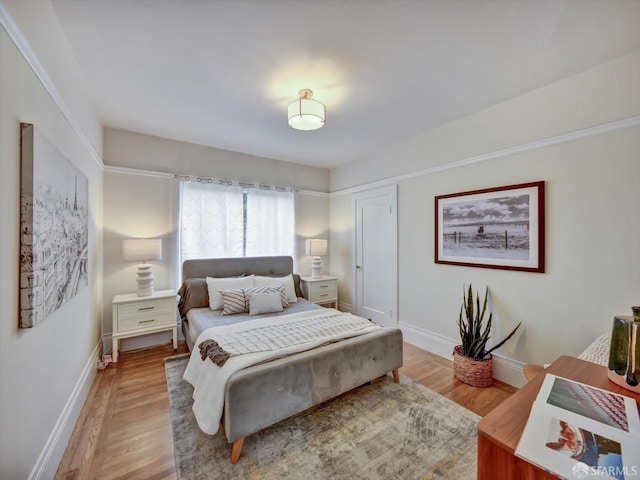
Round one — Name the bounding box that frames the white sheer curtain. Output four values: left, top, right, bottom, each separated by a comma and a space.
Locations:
179, 180, 295, 268
245, 188, 295, 257
179, 180, 244, 266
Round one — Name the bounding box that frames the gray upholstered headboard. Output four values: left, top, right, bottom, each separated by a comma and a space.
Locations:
182, 256, 294, 282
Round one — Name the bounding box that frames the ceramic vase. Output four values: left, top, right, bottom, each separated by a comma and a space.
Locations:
607, 307, 640, 393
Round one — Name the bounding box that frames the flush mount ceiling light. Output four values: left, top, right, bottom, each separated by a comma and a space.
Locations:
287, 89, 325, 131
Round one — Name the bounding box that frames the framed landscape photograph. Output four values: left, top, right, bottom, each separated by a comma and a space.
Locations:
435, 181, 545, 273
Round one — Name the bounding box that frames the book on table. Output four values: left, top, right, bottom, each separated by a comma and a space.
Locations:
515, 373, 640, 480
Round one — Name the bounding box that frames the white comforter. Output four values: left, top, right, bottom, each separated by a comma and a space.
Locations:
182, 308, 380, 435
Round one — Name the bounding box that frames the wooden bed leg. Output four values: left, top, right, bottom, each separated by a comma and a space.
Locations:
392, 369, 400, 383
231, 437, 245, 464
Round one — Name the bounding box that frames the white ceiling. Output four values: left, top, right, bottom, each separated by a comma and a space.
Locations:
50, 0, 640, 169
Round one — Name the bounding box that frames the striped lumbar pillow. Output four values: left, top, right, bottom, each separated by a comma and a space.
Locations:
219, 289, 247, 315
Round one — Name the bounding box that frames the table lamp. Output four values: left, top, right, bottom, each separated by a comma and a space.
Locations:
122, 238, 162, 296
305, 239, 327, 279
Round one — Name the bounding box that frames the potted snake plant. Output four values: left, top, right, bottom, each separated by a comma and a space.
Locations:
453, 284, 521, 387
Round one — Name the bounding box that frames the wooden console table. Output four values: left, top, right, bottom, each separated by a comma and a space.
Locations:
477, 355, 640, 480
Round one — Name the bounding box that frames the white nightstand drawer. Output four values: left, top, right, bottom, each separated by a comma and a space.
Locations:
118, 298, 174, 318
117, 311, 174, 332
309, 281, 337, 296
309, 288, 338, 302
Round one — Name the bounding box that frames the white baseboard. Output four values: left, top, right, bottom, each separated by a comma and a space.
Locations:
399, 321, 526, 388
338, 301, 353, 313
28, 340, 101, 480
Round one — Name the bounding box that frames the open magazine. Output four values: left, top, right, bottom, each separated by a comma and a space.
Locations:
515, 374, 640, 480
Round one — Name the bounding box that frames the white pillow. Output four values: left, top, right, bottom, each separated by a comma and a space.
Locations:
205, 275, 255, 310
248, 292, 284, 316
254, 274, 297, 303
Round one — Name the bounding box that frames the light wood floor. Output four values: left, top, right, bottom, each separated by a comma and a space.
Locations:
55, 341, 518, 479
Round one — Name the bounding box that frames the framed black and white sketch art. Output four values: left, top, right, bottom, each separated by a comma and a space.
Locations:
435, 181, 545, 273
19, 123, 89, 328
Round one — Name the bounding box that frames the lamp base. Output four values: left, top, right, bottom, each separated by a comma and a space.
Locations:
136, 264, 154, 297
311, 256, 322, 279
608, 370, 640, 394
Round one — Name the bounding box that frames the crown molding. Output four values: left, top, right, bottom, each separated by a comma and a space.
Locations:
104, 164, 174, 178
296, 189, 330, 197
0, 5, 104, 169
330, 115, 640, 197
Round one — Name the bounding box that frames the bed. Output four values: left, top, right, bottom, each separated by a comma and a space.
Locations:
177, 256, 403, 463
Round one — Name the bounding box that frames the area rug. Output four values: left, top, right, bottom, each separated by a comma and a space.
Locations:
165, 354, 480, 480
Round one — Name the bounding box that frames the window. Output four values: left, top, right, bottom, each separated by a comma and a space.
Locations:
179, 180, 294, 266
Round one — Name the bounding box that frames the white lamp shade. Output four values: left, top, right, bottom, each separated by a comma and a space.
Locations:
305, 239, 327, 257
122, 238, 163, 262
288, 97, 325, 131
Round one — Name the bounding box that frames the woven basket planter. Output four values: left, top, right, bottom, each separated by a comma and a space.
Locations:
453, 345, 493, 387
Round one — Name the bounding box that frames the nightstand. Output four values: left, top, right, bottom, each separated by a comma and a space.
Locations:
300, 275, 338, 308
111, 289, 178, 362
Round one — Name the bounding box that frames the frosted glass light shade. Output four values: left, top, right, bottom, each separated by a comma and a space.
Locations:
288, 89, 325, 131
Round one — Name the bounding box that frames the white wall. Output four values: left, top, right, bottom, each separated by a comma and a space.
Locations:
103, 171, 176, 350
0, 4, 103, 478
329, 193, 355, 311
329, 52, 640, 386
102, 129, 331, 350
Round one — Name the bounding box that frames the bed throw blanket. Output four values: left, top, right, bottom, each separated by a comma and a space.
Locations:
183, 308, 381, 435
198, 313, 375, 366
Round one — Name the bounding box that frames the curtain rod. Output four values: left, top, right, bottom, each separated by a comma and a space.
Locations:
173, 174, 296, 193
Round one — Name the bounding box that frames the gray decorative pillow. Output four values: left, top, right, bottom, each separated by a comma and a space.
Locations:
248, 292, 284, 316
242, 285, 289, 309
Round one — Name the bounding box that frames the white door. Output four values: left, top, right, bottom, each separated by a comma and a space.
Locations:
354, 186, 397, 328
